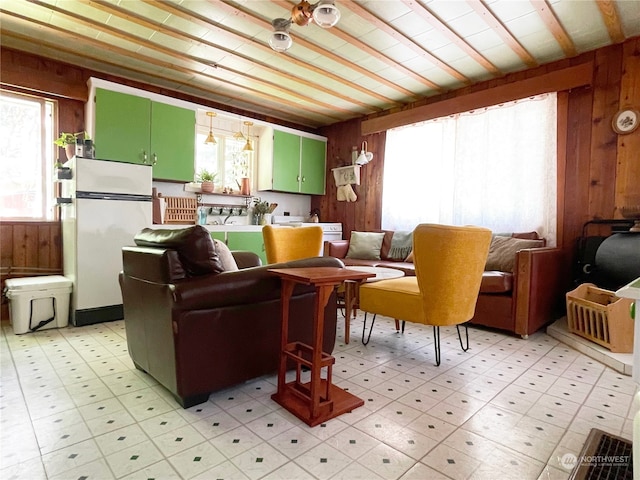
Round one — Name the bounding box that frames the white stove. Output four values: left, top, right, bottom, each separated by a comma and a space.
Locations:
271, 216, 343, 246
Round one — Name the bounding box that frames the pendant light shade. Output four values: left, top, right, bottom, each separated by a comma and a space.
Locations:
204, 111, 217, 145
242, 121, 254, 152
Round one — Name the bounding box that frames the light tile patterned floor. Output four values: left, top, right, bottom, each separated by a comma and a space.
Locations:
0, 314, 635, 480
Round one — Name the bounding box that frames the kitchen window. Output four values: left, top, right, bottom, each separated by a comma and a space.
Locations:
0, 90, 56, 221
195, 114, 254, 193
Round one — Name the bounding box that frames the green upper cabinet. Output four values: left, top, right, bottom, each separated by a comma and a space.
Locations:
272, 130, 302, 192
94, 89, 150, 165
93, 88, 195, 181
258, 126, 326, 195
150, 102, 195, 182
300, 137, 326, 194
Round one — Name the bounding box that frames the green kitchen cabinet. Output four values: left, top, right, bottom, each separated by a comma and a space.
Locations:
258, 127, 326, 195
300, 136, 326, 194
93, 88, 195, 181
210, 232, 226, 243
227, 231, 266, 264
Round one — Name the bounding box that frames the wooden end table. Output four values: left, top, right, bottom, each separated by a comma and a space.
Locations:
269, 267, 375, 426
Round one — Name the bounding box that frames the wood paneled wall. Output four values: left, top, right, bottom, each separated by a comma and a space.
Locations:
316, 38, 640, 276
0, 222, 62, 320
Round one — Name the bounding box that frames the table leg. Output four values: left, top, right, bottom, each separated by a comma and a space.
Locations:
344, 281, 355, 344
310, 284, 333, 418
277, 281, 295, 395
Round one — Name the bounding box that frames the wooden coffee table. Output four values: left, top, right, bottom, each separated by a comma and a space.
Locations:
268, 267, 375, 426
343, 266, 405, 344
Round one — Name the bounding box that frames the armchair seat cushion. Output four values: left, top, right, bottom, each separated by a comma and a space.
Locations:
479, 271, 513, 293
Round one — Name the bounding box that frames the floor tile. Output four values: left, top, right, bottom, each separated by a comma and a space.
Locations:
2, 315, 635, 480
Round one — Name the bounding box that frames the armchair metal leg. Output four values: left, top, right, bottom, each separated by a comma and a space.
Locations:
456, 324, 469, 352
362, 313, 377, 345
433, 326, 441, 366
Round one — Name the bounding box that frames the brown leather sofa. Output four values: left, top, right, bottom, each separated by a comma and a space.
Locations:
119, 226, 344, 408
325, 230, 564, 338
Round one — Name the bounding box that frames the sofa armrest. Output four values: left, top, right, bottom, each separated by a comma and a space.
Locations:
513, 246, 564, 336
172, 256, 344, 311
324, 239, 350, 258
232, 250, 262, 269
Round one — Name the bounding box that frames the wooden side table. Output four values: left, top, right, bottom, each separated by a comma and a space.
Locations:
269, 267, 374, 426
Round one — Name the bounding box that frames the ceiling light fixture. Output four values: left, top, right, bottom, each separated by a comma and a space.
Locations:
269, 0, 341, 53
242, 121, 254, 152
204, 111, 217, 145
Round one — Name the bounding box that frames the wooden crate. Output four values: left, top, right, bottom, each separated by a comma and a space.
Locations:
160, 195, 197, 224
566, 283, 634, 353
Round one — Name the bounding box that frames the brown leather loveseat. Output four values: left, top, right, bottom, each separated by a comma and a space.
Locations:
325, 229, 564, 338
119, 225, 343, 408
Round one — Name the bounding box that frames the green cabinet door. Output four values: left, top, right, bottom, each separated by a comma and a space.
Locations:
210, 232, 226, 243
300, 137, 326, 194
94, 88, 150, 164
272, 130, 301, 192
227, 231, 266, 265
150, 102, 195, 182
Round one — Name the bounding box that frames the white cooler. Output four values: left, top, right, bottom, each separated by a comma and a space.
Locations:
4, 275, 72, 334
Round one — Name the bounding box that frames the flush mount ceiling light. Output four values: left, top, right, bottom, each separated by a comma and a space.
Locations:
269, 0, 340, 53
204, 111, 217, 145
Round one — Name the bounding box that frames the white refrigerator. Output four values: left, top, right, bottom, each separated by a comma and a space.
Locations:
61, 157, 152, 326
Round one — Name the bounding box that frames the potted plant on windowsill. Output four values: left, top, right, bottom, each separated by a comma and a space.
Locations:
197, 169, 218, 193
54, 131, 88, 161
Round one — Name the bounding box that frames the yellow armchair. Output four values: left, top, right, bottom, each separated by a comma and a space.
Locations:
359, 224, 492, 365
262, 225, 324, 264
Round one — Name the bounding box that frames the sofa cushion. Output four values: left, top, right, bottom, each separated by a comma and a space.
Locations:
479, 271, 513, 293
134, 225, 224, 277
346, 231, 385, 260
214, 238, 238, 272
485, 236, 544, 273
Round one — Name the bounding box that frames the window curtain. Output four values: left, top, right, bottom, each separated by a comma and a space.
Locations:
382, 93, 557, 245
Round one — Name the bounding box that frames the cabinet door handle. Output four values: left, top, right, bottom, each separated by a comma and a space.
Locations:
297, 175, 300, 182
301, 176, 306, 183
152, 153, 158, 165
142, 150, 148, 164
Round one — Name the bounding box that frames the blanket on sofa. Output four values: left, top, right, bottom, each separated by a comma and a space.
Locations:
389, 231, 413, 260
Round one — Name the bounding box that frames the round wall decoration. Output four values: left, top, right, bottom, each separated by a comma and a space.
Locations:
612, 108, 639, 134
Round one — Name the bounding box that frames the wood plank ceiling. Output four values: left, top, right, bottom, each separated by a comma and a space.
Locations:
1, 0, 639, 128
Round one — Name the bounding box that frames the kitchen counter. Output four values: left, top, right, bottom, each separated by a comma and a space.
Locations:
150, 223, 264, 232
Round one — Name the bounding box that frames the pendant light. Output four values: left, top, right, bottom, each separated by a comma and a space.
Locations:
204, 112, 217, 145
243, 121, 254, 152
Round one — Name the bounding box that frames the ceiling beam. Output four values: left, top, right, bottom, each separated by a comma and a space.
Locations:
596, 0, 626, 44
0, 10, 325, 126
340, 1, 471, 86
362, 62, 594, 135
470, 0, 538, 68
530, 0, 577, 57
218, 0, 419, 104
400, 0, 502, 77
84, 0, 349, 119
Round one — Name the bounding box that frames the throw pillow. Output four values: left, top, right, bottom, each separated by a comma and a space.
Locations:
485, 236, 544, 273
346, 231, 385, 260
213, 238, 238, 272
388, 231, 413, 260
134, 225, 225, 276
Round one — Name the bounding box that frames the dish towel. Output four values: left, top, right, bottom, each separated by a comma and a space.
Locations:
337, 185, 357, 202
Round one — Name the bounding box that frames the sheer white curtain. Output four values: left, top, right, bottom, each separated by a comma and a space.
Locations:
382, 93, 557, 245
